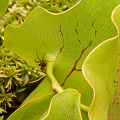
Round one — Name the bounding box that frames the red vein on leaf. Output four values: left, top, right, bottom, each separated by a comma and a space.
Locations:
95, 30, 97, 36
92, 22, 94, 27
58, 25, 64, 55
75, 21, 81, 44
77, 21, 78, 27
59, 25, 63, 37
59, 45, 64, 54
61, 40, 92, 86
43, 42, 46, 45
75, 29, 78, 34
78, 38, 81, 44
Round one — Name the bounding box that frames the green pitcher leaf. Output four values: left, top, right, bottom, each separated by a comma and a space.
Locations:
82, 36, 119, 120
107, 5, 120, 120
21, 76, 53, 105
7, 91, 55, 120
4, 0, 120, 119
0, 0, 9, 15
42, 89, 82, 120
107, 55, 120, 120
82, 4, 120, 120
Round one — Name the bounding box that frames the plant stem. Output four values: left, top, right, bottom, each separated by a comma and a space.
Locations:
46, 55, 89, 112
46, 56, 64, 93
80, 103, 89, 113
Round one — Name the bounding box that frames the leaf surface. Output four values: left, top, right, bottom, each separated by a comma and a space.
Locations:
21, 77, 53, 105
7, 90, 55, 120
42, 89, 82, 120
107, 5, 120, 120
4, 0, 120, 119
107, 54, 120, 120
82, 4, 120, 120
0, 0, 9, 15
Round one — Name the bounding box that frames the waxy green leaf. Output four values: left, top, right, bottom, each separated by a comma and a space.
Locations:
21, 77, 53, 105
43, 89, 82, 120
107, 55, 120, 120
7, 91, 55, 120
4, 0, 120, 119
107, 5, 120, 120
0, 0, 9, 15
83, 38, 119, 120
82, 4, 120, 120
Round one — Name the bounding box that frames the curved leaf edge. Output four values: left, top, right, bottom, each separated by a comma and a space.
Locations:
42, 88, 83, 120
4, 0, 81, 29
4, 0, 81, 68
82, 4, 120, 119
7, 90, 53, 119
0, 0, 9, 15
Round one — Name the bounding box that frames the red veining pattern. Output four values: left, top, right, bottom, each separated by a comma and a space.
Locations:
95, 30, 97, 36
58, 25, 64, 55
61, 40, 92, 86
59, 45, 64, 54
59, 25, 63, 37
75, 29, 78, 34
92, 22, 94, 27
78, 38, 81, 44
